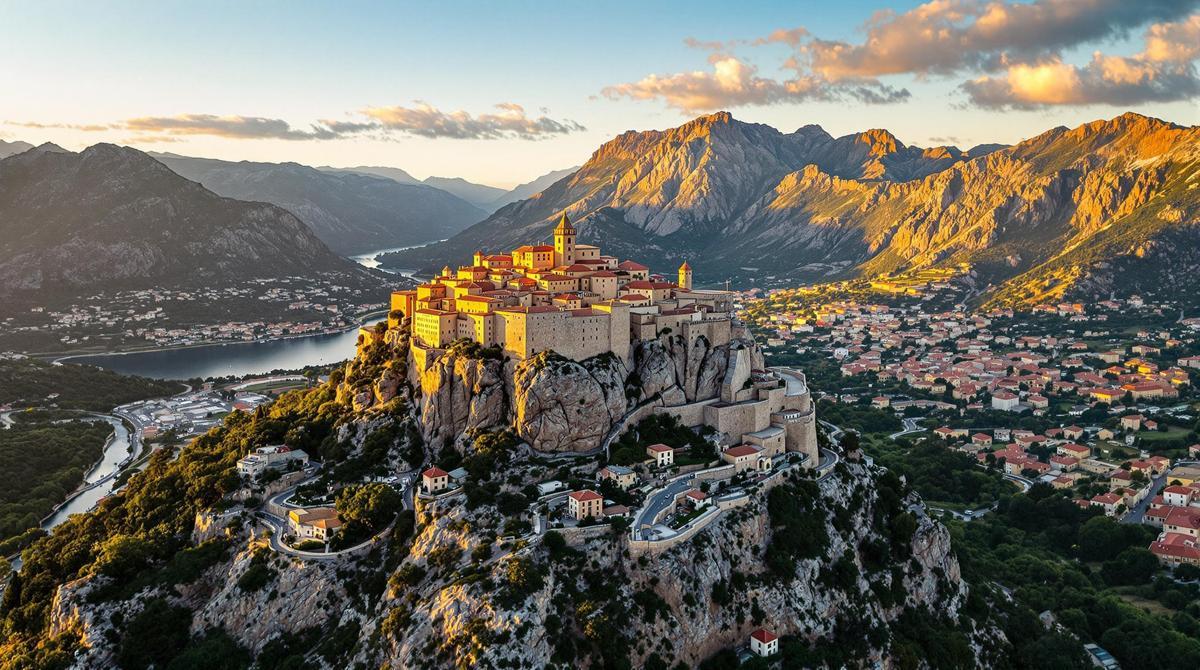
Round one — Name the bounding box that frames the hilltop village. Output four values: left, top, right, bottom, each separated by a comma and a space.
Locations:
382, 213, 736, 365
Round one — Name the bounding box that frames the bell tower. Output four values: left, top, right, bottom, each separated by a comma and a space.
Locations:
678, 260, 693, 290
553, 212, 576, 267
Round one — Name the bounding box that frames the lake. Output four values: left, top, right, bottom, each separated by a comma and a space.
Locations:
65, 245, 428, 380
68, 324, 379, 380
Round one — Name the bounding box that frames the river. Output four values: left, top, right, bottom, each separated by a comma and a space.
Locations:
64, 245, 430, 380
43, 415, 132, 529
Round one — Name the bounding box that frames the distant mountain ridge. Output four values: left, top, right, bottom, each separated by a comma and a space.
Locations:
381, 111, 1199, 307
421, 176, 507, 210
152, 153, 487, 255
0, 140, 34, 159
327, 164, 582, 213
0, 144, 376, 301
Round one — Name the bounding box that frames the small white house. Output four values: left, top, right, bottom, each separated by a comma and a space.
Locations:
991, 391, 1019, 412
750, 629, 778, 657
646, 443, 675, 467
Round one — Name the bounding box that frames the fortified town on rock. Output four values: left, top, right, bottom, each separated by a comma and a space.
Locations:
367, 212, 819, 465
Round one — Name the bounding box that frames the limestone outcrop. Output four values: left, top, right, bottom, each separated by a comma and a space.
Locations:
415, 352, 508, 451
406, 331, 763, 453
510, 353, 627, 452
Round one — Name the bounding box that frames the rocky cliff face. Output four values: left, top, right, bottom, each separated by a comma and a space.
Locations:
382, 111, 1198, 306
408, 330, 760, 454
367, 458, 980, 669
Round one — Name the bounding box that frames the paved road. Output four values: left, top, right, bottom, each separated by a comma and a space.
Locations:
1003, 472, 1034, 492
255, 468, 414, 559
632, 447, 839, 541
1121, 459, 1200, 524
889, 417, 925, 440
634, 477, 696, 540
820, 420, 844, 444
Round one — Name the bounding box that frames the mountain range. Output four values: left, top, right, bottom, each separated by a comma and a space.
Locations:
150, 153, 488, 255
381, 111, 1199, 307
323, 164, 581, 213
0, 144, 378, 304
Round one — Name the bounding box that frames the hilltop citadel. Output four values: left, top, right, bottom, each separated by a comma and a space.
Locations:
364, 213, 819, 461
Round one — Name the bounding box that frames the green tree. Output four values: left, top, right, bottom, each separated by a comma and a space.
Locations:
335, 482, 402, 532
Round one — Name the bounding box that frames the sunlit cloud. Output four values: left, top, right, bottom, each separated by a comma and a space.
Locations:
121, 114, 353, 140
5, 120, 112, 132
605, 0, 1200, 112
601, 54, 908, 113
3, 102, 584, 144
804, 0, 1197, 80
963, 14, 1200, 108
361, 102, 584, 140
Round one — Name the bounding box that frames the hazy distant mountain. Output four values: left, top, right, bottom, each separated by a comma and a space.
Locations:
0, 144, 375, 300
0, 140, 34, 159
489, 166, 580, 210
381, 111, 1199, 307
319, 164, 422, 185
152, 154, 487, 255
421, 176, 507, 211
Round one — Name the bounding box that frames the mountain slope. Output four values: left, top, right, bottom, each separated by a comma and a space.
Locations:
152, 154, 487, 255
0, 144, 376, 299
488, 166, 579, 210
381, 112, 1196, 306
421, 175, 507, 210
318, 164, 422, 185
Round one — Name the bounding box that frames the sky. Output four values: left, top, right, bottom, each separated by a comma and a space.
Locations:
2, 0, 1198, 187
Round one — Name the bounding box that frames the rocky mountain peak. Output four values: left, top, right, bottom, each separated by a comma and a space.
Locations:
851, 128, 904, 156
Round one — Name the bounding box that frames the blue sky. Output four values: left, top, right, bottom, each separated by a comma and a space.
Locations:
2, 1, 1197, 186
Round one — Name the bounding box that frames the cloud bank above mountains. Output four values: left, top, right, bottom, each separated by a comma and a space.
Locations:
603, 0, 1200, 112
5, 102, 585, 143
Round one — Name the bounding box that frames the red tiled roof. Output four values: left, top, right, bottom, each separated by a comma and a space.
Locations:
568, 490, 603, 502
423, 467, 449, 478
724, 444, 762, 458
1165, 507, 1200, 530
1150, 532, 1200, 560
751, 629, 777, 643
646, 443, 673, 453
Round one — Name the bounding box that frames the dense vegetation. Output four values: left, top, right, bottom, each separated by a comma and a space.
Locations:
608, 414, 714, 466
865, 438, 1012, 507
0, 419, 113, 553
0, 380, 350, 669
953, 484, 1200, 668
0, 357, 183, 411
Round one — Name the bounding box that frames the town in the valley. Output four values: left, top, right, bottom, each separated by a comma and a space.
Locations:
743, 272, 1200, 570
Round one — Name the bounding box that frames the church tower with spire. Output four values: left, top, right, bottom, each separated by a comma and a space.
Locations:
553, 212, 576, 267
678, 260, 693, 290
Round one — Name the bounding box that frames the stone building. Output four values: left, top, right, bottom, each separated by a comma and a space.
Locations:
387, 212, 736, 367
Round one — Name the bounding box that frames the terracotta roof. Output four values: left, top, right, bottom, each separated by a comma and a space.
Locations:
618, 260, 648, 271
1165, 507, 1200, 530
646, 443, 674, 453
724, 444, 762, 458
1150, 532, 1200, 560
423, 467, 449, 478
568, 489, 602, 502
751, 629, 777, 643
